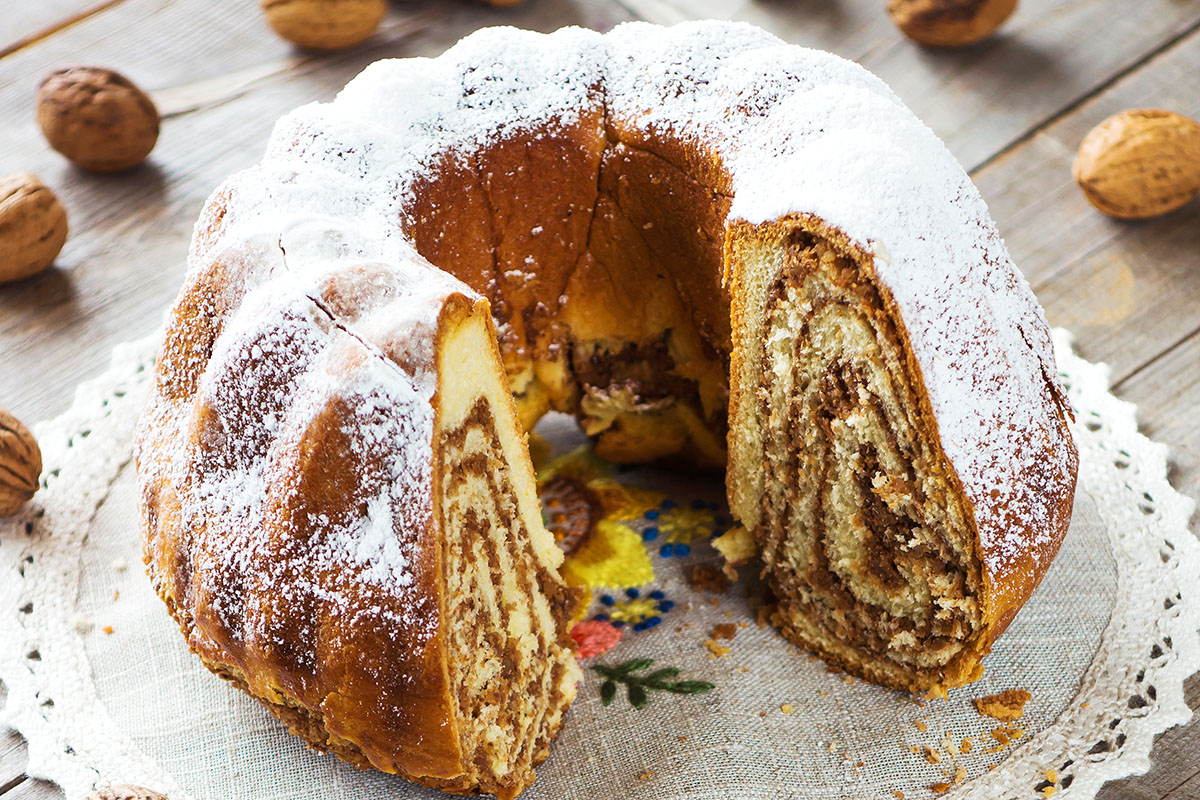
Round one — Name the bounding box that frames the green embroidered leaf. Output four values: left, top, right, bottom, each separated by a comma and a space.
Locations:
617, 657, 654, 674
591, 660, 713, 709
666, 680, 715, 695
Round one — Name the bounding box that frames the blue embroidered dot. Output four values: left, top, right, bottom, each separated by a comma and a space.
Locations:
642, 527, 659, 542
593, 614, 610, 622
673, 543, 691, 557
612, 620, 626, 629
644, 616, 662, 628
658, 600, 675, 612
661, 499, 677, 510
633, 621, 648, 632
625, 588, 640, 599
649, 590, 665, 600
600, 594, 615, 606
644, 510, 660, 520
659, 544, 673, 558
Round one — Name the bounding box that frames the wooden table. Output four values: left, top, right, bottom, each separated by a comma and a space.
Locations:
1, 1, 1197, 798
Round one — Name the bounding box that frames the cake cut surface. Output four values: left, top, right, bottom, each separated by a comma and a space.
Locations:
136, 20, 1077, 798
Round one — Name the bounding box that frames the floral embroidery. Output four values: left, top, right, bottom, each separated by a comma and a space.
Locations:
537, 447, 660, 592
593, 658, 715, 709
571, 619, 623, 658
535, 442, 726, 693
590, 480, 666, 520
643, 499, 723, 558
560, 519, 654, 591
595, 588, 675, 632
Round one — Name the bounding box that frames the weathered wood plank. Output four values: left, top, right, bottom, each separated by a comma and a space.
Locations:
972, 24, 1200, 392
0, 779, 61, 800
0, 0, 122, 61
0, 727, 28, 796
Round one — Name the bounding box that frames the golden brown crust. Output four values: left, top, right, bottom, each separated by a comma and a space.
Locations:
140, 29, 1076, 795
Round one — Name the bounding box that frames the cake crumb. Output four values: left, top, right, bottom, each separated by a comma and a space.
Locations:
102, 625, 114, 635
914, 719, 928, 732
961, 737, 973, 753
756, 603, 778, 628
923, 746, 941, 764
975, 689, 1032, 721
781, 703, 795, 715
111, 589, 120, 602
689, 564, 731, 595
930, 782, 951, 793
828, 740, 839, 754
637, 770, 653, 781
678, 736, 687, 742
953, 766, 966, 784
703, 640, 731, 658
893, 792, 905, 799
941, 735, 959, 756
991, 727, 1011, 746
711, 623, 738, 641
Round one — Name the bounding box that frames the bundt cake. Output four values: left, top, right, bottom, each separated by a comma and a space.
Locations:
135, 20, 1077, 798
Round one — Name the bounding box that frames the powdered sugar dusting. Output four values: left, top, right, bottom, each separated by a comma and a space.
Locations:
141, 20, 1075, 681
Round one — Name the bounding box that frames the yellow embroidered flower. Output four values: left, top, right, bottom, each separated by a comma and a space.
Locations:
656, 505, 718, 545
588, 479, 666, 520
559, 519, 654, 591
606, 596, 660, 626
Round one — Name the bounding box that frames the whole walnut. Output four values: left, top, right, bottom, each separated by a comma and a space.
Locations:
36, 67, 159, 173
0, 408, 41, 517
888, 0, 1018, 47
1073, 109, 1200, 219
261, 0, 386, 50
0, 174, 68, 284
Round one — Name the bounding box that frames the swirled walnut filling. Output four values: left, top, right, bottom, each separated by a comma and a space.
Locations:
757, 231, 983, 679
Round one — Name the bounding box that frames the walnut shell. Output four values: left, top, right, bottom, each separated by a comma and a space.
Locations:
84, 786, 168, 800
36, 67, 159, 173
1073, 108, 1200, 220
0, 408, 41, 517
887, 0, 1018, 47
261, 0, 386, 50
0, 174, 68, 285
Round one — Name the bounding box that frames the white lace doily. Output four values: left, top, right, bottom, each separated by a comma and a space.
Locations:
1, 329, 1197, 800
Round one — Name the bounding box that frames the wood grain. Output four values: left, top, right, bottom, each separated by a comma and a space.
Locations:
616, 0, 1200, 169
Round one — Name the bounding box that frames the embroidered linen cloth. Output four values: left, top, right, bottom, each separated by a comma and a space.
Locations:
1, 330, 1197, 800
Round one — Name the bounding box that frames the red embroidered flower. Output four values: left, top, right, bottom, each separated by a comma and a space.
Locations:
571, 619, 623, 658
